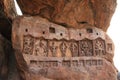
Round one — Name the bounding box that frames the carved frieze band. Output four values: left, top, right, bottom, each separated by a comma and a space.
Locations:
29, 58, 103, 68
23, 35, 110, 57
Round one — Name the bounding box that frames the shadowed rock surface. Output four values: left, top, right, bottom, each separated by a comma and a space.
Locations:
0, 0, 16, 40
0, 34, 20, 80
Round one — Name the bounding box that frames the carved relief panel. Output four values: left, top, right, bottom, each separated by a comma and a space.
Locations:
59, 41, 68, 57
79, 39, 93, 56
94, 38, 105, 56
48, 41, 58, 57
12, 17, 115, 74
69, 41, 79, 57
33, 38, 47, 56
23, 35, 34, 55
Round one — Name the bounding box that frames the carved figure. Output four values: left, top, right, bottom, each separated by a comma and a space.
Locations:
50, 42, 58, 57
33, 39, 47, 56
23, 35, 34, 55
72, 60, 78, 66
62, 61, 71, 67
60, 41, 67, 57
69, 42, 78, 57
94, 38, 105, 56
86, 60, 92, 66
79, 40, 93, 56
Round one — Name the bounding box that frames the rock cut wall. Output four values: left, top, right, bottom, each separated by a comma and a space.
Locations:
0, 0, 117, 80
12, 16, 117, 80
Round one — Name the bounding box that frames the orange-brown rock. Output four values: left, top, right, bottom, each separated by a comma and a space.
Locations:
0, 0, 16, 19
0, 34, 21, 80
12, 16, 117, 80
16, 0, 117, 31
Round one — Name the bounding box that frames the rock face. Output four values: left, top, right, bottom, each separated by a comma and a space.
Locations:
16, 0, 117, 31
12, 16, 117, 80
0, 0, 117, 80
0, 0, 17, 40
0, 34, 8, 80
0, 34, 20, 80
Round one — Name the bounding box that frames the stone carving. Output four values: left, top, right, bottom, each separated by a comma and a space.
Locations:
30, 58, 103, 69
22, 34, 105, 70
49, 41, 58, 57
79, 39, 93, 56
62, 60, 71, 67
30, 60, 37, 66
107, 43, 113, 51
92, 60, 97, 66
94, 38, 105, 56
72, 60, 78, 67
23, 35, 34, 55
29, 58, 103, 69
22, 35, 107, 58
60, 41, 67, 57
86, 60, 92, 66
78, 60, 84, 67
69, 42, 79, 57
12, 17, 116, 80
33, 38, 47, 56
30, 60, 58, 68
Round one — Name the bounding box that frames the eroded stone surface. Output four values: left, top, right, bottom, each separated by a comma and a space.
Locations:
0, 0, 17, 40
12, 16, 117, 80
16, 0, 117, 31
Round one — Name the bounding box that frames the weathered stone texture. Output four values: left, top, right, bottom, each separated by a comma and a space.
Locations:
12, 16, 117, 80
0, 34, 20, 80
0, 0, 16, 19
0, 0, 117, 80
16, 0, 117, 31
0, 0, 17, 40
0, 34, 8, 80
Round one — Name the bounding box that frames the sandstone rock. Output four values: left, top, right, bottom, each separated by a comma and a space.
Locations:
0, 34, 8, 80
0, 0, 17, 40
0, 34, 20, 80
0, 0, 17, 19
12, 16, 117, 80
16, 0, 117, 31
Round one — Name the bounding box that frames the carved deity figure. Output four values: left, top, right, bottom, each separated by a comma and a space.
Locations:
33, 39, 47, 56
23, 35, 34, 55
94, 39, 105, 56
69, 42, 78, 57
80, 40, 93, 56
60, 41, 67, 57
50, 42, 58, 57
